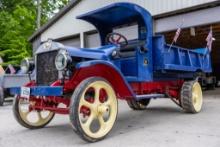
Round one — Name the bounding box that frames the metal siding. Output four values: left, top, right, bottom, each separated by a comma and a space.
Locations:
155, 6, 220, 32
86, 0, 218, 15
41, 0, 218, 41
84, 25, 138, 48
59, 37, 81, 47
114, 25, 138, 40
32, 36, 41, 54
84, 32, 100, 48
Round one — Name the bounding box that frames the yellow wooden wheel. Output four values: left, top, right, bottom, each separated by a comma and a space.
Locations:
70, 77, 118, 142
13, 96, 55, 129
192, 82, 203, 112
181, 81, 203, 113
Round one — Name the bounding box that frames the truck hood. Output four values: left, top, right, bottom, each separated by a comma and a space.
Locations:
65, 45, 118, 60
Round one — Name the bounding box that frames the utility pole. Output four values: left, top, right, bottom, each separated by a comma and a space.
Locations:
36, 0, 41, 29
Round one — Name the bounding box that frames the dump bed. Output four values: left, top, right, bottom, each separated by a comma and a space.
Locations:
153, 35, 212, 73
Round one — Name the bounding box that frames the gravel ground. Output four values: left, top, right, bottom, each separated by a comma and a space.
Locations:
0, 89, 220, 147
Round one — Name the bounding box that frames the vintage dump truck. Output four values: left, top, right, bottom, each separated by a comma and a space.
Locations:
10, 3, 212, 142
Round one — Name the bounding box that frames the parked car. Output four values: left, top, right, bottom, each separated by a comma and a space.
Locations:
10, 3, 212, 142
0, 58, 34, 106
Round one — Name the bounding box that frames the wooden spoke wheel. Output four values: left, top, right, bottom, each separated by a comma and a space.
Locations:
181, 81, 203, 113
13, 96, 55, 129
127, 99, 151, 110
70, 77, 118, 142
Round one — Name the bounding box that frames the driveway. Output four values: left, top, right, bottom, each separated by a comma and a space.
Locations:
0, 90, 220, 147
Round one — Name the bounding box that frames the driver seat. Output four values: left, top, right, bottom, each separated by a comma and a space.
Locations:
118, 39, 146, 58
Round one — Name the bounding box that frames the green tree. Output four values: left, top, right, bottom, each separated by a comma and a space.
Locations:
0, 6, 35, 65
0, 0, 69, 65
41, 0, 69, 23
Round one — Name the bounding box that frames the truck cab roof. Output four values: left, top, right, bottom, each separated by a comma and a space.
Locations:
77, 2, 153, 46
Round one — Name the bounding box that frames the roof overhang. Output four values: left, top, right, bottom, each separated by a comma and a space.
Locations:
29, 0, 220, 42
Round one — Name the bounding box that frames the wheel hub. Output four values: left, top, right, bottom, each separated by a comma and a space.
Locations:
97, 104, 109, 114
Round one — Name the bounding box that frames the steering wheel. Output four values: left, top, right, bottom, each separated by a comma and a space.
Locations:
106, 32, 128, 46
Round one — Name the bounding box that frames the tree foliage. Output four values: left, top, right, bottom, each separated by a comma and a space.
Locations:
0, 0, 69, 65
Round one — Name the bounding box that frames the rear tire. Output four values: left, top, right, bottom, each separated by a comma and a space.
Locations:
215, 81, 220, 87
180, 81, 203, 113
206, 83, 215, 90
127, 99, 151, 110
0, 87, 4, 106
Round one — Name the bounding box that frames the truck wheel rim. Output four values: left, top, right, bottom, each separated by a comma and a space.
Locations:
18, 98, 54, 126
192, 82, 203, 112
78, 81, 117, 139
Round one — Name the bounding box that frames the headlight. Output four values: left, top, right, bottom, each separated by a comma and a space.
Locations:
55, 50, 71, 71
20, 58, 34, 73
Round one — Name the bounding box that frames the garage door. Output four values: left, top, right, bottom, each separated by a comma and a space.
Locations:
84, 32, 100, 48
58, 36, 81, 48
84, 25, 138, 48
113, 24, 138, 40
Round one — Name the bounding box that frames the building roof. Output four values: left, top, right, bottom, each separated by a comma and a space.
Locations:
29, 0, 220, 42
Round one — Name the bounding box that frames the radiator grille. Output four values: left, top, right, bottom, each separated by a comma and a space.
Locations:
36, 50, 58, 85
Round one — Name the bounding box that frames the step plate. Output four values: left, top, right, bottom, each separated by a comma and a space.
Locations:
135, 94, 165, 100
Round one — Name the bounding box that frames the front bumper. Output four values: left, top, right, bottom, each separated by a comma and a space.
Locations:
10, 86, 63, 97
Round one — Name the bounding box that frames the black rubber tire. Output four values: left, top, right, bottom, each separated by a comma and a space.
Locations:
0, 87, 4, 106
13, 96, 55, 129
127, 99, 151, 110
215, 81, 219, 87
69, 77, 118, 142
206, 84, 215, 90
180, 81, 203, 113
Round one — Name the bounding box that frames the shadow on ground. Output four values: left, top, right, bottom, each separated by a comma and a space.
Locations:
13, 103, 184, 145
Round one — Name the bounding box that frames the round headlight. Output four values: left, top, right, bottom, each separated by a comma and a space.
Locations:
55, 50, 71, 71
20, 58, 34, 73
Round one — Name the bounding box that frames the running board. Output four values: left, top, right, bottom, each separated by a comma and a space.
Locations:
135, 94, 165, 100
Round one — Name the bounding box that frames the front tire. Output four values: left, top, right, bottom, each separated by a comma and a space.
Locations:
13, 96, 55, 129
69, 77, 118, 142
181, 81, 203, 113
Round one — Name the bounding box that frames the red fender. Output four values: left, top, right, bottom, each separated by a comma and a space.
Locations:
64, 62, 134, 99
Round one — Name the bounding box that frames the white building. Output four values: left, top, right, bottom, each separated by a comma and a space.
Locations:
29, 0, 220, 67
